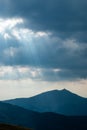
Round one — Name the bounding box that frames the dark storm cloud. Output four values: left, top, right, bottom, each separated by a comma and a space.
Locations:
1, 35, 87, 80
0, 0, 87, 81
11, 0, 87, 42
37, 69, 87, 81
0, 0, 87, 36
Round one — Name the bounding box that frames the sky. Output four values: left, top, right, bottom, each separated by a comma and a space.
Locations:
0, 0, 87, 100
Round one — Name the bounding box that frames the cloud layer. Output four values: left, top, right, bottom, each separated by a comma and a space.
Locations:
0, 0, 87, 81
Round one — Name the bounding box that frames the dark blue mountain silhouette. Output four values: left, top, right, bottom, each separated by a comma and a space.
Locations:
0, 101, 38, 129
4, 89, 87, 115
0, 101, 87, 130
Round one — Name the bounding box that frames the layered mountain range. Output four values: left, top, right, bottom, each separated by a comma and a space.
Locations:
0, 101, 87, 130
5, 89, 87, 115
0, 89, 86, 130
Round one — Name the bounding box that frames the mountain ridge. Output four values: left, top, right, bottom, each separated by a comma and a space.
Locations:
4, 89, 87, 115
4, 89, 86, 101
0, 101, 87, 130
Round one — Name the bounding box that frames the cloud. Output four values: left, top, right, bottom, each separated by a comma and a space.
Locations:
0, 0, 87, 81
0, 0, 86, 41
0, 19, 86, 80
0, 65, 87, 82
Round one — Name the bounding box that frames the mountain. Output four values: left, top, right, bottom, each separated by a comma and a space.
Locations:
4, 89, 87, 115
0, 101, 87, 130
34, 112, 87, 130
0, 101, 38, 129
0, 124, 31, 130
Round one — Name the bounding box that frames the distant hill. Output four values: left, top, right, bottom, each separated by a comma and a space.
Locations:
0, 124, 31, 130
4, 89, 87, 115
34, 112, 87, 130
0, 101, 87, 130
0, 101, 38, 129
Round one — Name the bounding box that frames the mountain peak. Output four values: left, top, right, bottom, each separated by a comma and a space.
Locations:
46, 89, 71, 95
61, 88, 68, 91
4, 88, 87, 115
59, 89, 71, 93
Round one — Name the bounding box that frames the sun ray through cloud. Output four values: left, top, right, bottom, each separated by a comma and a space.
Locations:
0, 0, 87, 100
